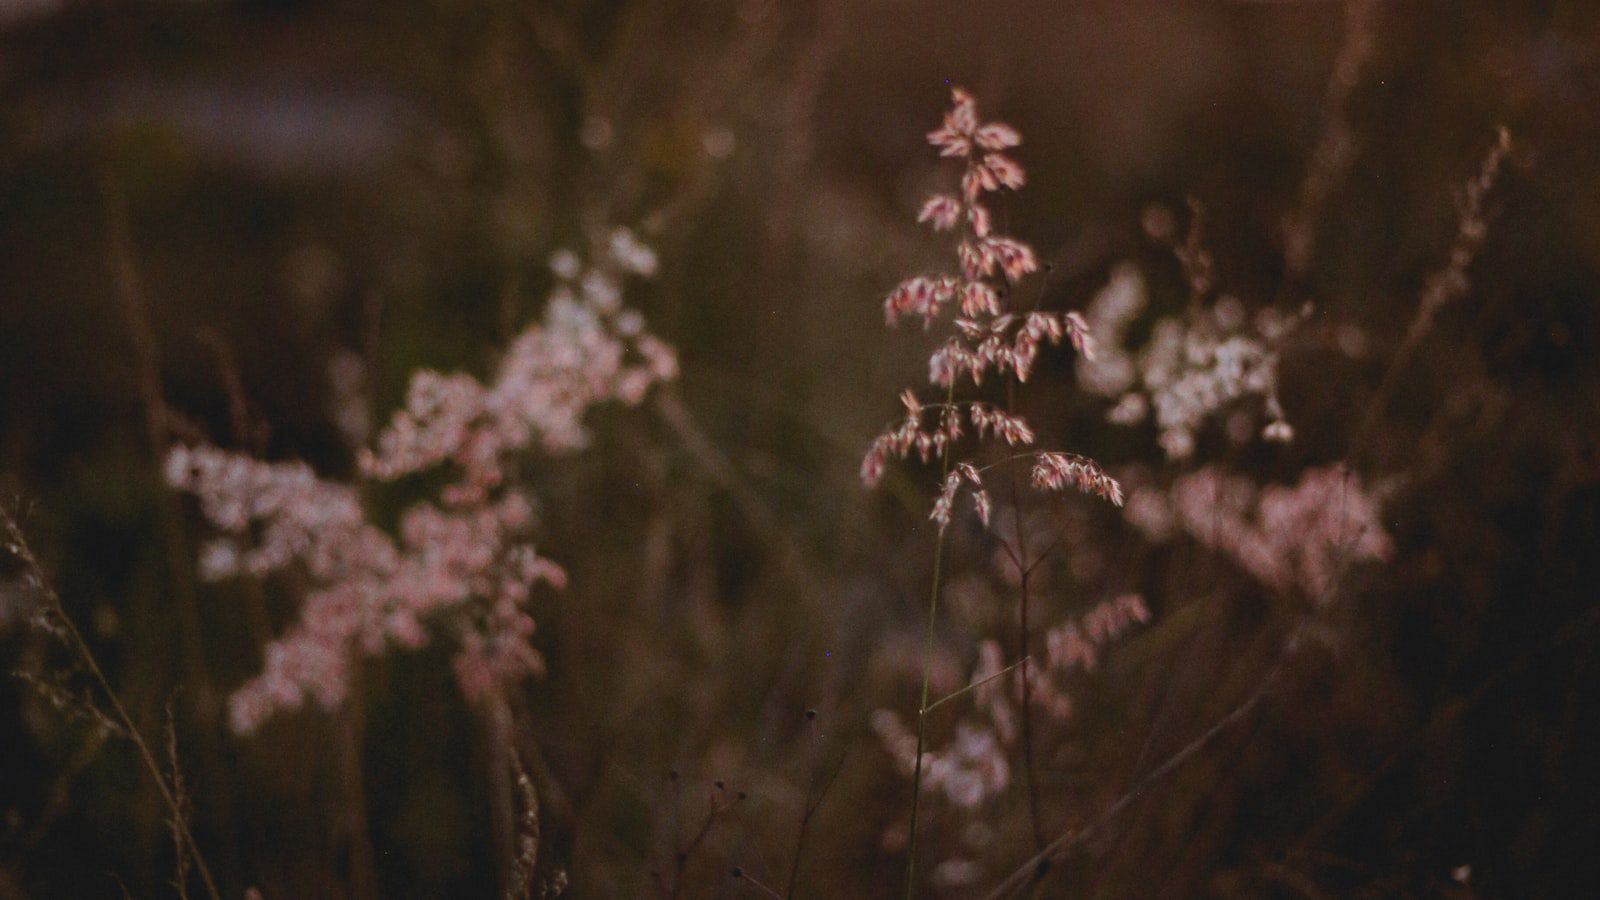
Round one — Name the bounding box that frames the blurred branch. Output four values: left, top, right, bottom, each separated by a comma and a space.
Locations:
981, 665, 1280, 900
1281, 0, 1379, 284
654, 390, 832, 611
1350, 127, 1514, 458
100, 165, 241, 891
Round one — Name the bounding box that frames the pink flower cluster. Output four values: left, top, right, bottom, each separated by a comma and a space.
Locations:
1125, 466, 1393, 600
166, 445, 562, 732
167, 229, 675, 733
879, 88, 1091, 388
972, 594, 1149, 742
862, 88, 1117, 529
860, 394, 1034, 487
1031, 452, 1125, 507
870, 594, 1149, 806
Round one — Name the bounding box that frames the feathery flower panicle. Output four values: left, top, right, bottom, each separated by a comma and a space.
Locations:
166, 445, 560, 732
862, 87, 1118, 529
168, 228, 675, 733
1407, 128, 1512, 349
1031, 452, 1125, 507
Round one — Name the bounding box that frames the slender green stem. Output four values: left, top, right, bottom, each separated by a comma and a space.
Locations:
905, 380, 957, 900
924, 657, 1032, 715
1006, 380, 1044, 852
1018, 566, 1043, 850
905, 521, 948, 900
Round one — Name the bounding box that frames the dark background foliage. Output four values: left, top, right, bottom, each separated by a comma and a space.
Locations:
2, 1, 1599, 898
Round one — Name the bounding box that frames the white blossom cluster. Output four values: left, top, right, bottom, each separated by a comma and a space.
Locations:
167, 228, 675, 733
1079, 264, 1295, 459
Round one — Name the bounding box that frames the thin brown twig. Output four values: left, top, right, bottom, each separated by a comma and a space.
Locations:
1004, 395, 1044, 851
166, 701, 191, 900
100, 171, 211, 690
337, 668, 378, 900
506, 744, 542, 900
666, 782, 740, 899
193, 327, 269, 455
654, 390, 832, 611
101, 169, 243, 889
733, 868, 785, 900
785, 747, 847, 900
905, 377, 957, 899
2, 510, 222, 900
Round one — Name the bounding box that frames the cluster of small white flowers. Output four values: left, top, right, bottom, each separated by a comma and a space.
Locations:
165, 449, 391, 594
871, 712, 1010, 809
361, 228, 676, 504
930, 857, 983, 890
1079, 265, 1296, 459
862, 88, 1117, 530
1125, 466, 1393, 600
167, 228, 675, 733
1074, 263, 1147, 397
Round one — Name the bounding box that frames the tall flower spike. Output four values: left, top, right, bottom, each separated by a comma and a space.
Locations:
871, 91, 1128, 900
863, 87, 1119, 527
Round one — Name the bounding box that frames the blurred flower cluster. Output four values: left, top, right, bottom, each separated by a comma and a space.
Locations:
1126, 465, 1393, 601
167, 229, 675, 733
1080, 262, 1297, 460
